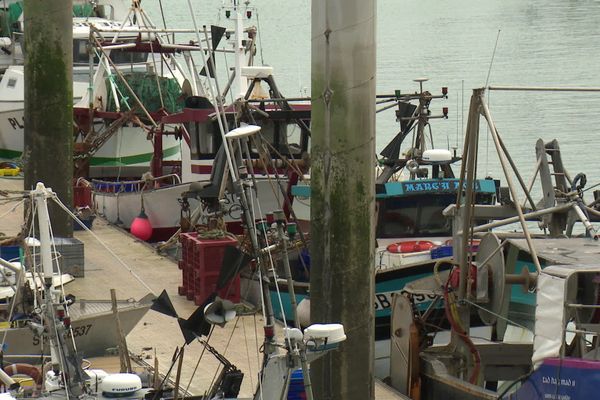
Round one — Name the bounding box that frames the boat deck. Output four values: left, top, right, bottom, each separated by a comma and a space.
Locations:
0, 177, 404, 399
507, 237, 600, 265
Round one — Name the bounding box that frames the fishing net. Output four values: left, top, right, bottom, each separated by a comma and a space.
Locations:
105, 72, 184, 115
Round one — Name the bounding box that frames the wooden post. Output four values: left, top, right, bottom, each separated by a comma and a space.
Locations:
153, 349, 160, 390
310, 0, 376, 399
110, 289, 132, 373
173, 347, 184, 400
23, 0, 74, 238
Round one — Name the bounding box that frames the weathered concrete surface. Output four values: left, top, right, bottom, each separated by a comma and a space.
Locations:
24, 0, 74, 237
310, 0, 377, 399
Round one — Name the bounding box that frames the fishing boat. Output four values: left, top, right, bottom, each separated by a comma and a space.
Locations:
0, 189, 154, 362
1, 294, 153, 362
270, 80, 499, 377
0, 0, 180, 176
90, 1, 311, 242
387, 85, 600, 399
0, 182, 179, 399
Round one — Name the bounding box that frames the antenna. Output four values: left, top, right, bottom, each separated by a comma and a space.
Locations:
484, 30, 501, 177
484, 29, 501, 89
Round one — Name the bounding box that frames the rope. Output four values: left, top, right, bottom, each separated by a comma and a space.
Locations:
242, 310, 255, 389
461, 298, 530, 332
196, 228, 228, 240
183, 327, 213, 394
148, 39, 165, 110
255, 10, 265, 66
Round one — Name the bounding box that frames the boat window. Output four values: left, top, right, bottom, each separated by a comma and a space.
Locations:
283, 122, 304, 155
189, 120, 225, 159
73, 39, 149, 66
7, 78, 16, 88
377, 194, 455, 238
73, 39, 90, 65
110, 49, 149, 65
377, 191, 495, 238
250, 120, 309, 157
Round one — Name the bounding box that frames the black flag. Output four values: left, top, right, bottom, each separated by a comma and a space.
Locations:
200, 25, 227, 78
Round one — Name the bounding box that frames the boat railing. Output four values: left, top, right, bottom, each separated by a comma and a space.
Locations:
91, 174, 181, 194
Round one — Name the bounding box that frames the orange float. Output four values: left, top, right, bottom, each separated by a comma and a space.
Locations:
386, 240, 435, 254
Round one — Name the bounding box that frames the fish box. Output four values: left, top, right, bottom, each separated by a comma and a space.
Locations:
0, 245, 22, 262
27, 237, 85, 277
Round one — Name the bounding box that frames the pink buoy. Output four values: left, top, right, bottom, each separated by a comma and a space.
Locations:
131, 208, 153, 241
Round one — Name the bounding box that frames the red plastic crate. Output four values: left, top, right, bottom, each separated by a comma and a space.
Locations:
180, 232, 238, 274
179, 232, 240, 303
193, 275, 241, 306
73, 183, 92, 208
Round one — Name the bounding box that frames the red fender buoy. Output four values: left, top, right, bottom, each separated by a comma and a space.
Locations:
131, 208, 153, 241
386, 240, 435, 254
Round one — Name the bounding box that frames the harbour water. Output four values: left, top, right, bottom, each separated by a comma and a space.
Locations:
145, 0, 600, 195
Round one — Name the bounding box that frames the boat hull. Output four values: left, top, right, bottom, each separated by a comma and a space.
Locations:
1, 297, 151, 361
0, 66, 181, 174
93, 179, 297, 242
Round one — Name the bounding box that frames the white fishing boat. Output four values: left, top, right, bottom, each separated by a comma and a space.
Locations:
0, 0, 180, 176
90, 1, 311, 241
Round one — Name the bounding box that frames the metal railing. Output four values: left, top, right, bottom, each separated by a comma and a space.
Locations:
91, 173, 181, 194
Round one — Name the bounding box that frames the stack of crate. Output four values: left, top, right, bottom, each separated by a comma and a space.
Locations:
178, 232, 241, 305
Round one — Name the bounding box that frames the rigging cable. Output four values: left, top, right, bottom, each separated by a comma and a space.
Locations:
255, 10, 266, 66
51, 195, 156, 295
484, 30, 501, 177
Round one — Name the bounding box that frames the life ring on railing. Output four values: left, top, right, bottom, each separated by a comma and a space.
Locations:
386, 240, 435, 254
3, 363, 42, 385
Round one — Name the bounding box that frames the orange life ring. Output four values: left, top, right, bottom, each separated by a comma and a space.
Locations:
386, 240, 435, 254
3, 363, 42, 385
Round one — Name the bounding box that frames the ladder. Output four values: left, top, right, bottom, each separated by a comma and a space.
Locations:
535, 138, 569, 236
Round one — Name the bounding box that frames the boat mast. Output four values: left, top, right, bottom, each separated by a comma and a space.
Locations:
233, 0, 248, 99
32, 183, 66, 377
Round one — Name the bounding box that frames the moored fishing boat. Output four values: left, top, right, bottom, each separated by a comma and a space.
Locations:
387, 85, 600, 399
0, 0, 181, 176
270, 80, 500, 376
90, 1, 312, 242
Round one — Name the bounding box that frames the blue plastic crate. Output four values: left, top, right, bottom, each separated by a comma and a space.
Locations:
0, 245, 22, 262
288, 369, 306, 399
431, 245, 453, 259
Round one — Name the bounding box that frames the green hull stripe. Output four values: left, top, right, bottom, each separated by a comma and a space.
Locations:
0, 145, 180, 166
0, 148, 21, 159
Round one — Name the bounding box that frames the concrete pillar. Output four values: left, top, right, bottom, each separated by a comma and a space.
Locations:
24, 0, 74, 237
310, 1, 376, 399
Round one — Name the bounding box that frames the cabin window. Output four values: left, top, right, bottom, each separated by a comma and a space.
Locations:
250, 120, 309, 157
189, 114, 310, 160
7, 78, 16, 88
377, 192, 495, 238
377, 194, 455, 238
73, 39, 149, 66
189, 119, 225, 160
110, 49, 149, 65
73, 39, 89, 65
283, 122, 306, 155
